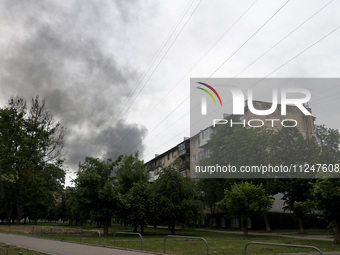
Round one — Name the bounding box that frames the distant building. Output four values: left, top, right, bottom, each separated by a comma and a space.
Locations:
189, 101, 316, 177
243, 100, 315, 136
146, 138, 190, 182
145, 101, 323, 230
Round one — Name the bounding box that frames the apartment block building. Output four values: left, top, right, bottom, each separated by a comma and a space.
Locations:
146, 138, 190, 182
148, 100, 315, 180
189, 100, 315, 177
145, 100, 320, 229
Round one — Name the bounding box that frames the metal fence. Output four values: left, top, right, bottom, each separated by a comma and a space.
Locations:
79, 230, 101, 245
31, 226, 45, 234
28, 227, 328, 255
163, 235, 209, 255
114, 232, 143, 250
244, 242, 323, 255
50, 227, 65, 241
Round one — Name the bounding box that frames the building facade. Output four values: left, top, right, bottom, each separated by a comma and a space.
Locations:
145, 101, 322, 230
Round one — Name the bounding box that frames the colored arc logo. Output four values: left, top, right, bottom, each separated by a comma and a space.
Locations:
196, 82, 222, 106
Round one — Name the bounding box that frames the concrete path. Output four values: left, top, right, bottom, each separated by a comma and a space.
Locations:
0, 233, 155, 255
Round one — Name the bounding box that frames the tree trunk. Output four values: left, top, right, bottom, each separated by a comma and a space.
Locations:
171, 220, 175, 235
140, 223, 144, 235
0, 161, 4, 200
103, 215, 110, 237
333, 219, 340, 244
297, 216, 305, 234
242, 219, 248, 236
16, 202, 24, 225
6, 207, 13, 226
209, 204, 216, 229
263, 214, 271, 232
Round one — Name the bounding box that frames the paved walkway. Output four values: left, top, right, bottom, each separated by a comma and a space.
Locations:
0, 233, 154, 255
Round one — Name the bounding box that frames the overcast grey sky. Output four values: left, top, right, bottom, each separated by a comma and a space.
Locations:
1, 0, 339, 184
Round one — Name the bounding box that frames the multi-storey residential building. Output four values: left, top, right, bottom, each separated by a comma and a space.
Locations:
146, 138, 190, 182
149, 101, 315, 179
189, 101, 316, 177
145, 101, 321, 229
243, 100, 315, 136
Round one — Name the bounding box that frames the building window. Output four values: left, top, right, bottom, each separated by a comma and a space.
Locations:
167, 153, 170, 160
205, 149, 210, 158
172, 151, 177, 158
192, 155, 196, 163
192, 139, 196, 147
231, 218, 239, 228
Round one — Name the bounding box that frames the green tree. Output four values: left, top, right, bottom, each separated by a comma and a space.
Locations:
268, 127, 319, 170
153, 165, 203, 234
64, 187, 84, 226
312, 125, 340, 243
26, 163, 65, 224
279, 179, 315, 234
115, 153, 149, 225
267, 127, 320, 234
115, 153, 149, 194
198, 179, 228, 228
122, 181, 151, 234
217, 182, 273, 236
313, 179, 340, 243
75, 157, 119, 236
316, 125, 340, 165
0, 96, 66, 224
202, 122, 271, 178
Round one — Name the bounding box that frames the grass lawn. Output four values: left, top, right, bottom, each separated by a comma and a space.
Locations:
0, 243, 48, 255
0, 223, 339, 254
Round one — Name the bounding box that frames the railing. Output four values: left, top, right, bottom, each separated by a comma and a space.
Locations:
163, 235, 208, 255
114, 232, 143, 250
31, 226, 45, 234
79, 230, 101, 245
244, 242, 323, 255
50, 227, 65, 241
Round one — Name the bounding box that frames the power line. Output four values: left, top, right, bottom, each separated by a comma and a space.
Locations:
206, 0, 291, 79
126, 0, 291, 155
112, 0, 259, 151
141, 24, 340, 161
154, 0, 332, 139
94, 0, 203, 156
232, 0, 334, 78
263, 25, 340, 78
94, 0, 196, 153
126, 94, 190, 155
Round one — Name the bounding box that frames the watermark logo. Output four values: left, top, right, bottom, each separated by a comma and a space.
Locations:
196, 82, 222, 115
197, 84, 311, 116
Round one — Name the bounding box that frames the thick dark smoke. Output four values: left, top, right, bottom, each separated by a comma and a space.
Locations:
0, 1, 149, 169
